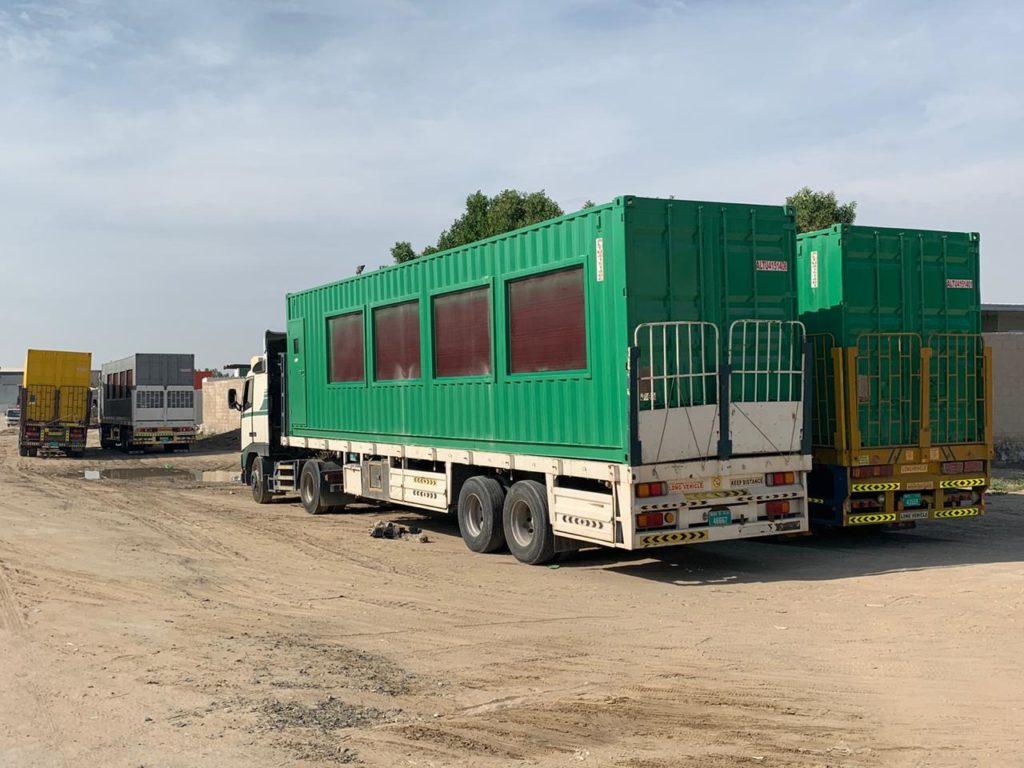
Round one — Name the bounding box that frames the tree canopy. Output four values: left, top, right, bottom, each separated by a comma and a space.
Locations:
785, 187, 857, 233
391, 189, 564, 262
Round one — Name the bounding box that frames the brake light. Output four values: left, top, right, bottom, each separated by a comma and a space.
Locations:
636, 481, 668, 498
766, 500, 791, 518
851, 465, 894, 479
765, 472, 795, 486
636, 512, 665, 529
963, 460, 984, 473
942, 461, 964, 475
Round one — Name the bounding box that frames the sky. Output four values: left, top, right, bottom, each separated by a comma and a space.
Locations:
0, 0, 1022, 369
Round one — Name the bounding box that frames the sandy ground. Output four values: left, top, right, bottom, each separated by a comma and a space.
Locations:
0, 429, 1022, 768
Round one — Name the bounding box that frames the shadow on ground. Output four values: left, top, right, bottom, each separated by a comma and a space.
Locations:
386, 493, 1024, 586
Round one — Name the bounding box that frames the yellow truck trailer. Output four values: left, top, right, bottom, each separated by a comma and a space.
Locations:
19, 349, 92, 457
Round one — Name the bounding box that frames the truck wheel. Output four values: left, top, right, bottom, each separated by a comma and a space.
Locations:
18, 445, 27, 457
503, 480, 555, 565
251, 459, 274, 505
457, 476, 506, 553
299, 461, 331, 515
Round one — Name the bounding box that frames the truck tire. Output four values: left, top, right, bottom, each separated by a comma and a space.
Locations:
251, 459, 274, 505
457, 476, 506, 553
299, 460, 331, 515
503, 480, 556, 565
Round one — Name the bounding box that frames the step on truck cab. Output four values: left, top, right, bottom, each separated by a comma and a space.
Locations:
99, 354, 197, 452
18, 349, 92, 457
236, 197, 812, 563
798, 224, 991, 527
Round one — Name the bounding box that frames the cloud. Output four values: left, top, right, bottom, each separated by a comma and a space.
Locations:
0, 0, 1022, 367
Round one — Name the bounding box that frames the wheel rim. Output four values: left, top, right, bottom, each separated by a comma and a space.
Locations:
301, 473, 314, 506
251, 467, 261, 495
508, 499, 536, 549
463, 493, 484, 537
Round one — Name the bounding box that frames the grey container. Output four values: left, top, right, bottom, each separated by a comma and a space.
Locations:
100, 354, 196, 422
101, 354, 195, 386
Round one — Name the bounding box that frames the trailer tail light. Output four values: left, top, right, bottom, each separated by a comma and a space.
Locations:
851, 465, 894, 479
942, 461, 964, 475
636, 481, 668, 498
766, 500, 791, 518
765, 472, 795, 486
963, 460, 984, 473
636, 512, 665, 529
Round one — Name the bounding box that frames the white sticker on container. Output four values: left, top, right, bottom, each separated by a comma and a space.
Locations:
946, 278, 973, 289
595, 237, 605, 282
810, 250, 819, 288
755, 259, 788, 272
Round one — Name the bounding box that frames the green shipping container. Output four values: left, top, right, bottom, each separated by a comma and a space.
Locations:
796, 225, 984, 449
796, 224, 980, 342
284, 196, 803, 464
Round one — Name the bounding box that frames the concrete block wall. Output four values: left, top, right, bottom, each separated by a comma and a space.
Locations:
200, 377, 242, 435
984, 333, 1024, 463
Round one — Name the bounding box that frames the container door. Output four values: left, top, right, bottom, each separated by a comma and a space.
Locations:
287, 317, 307, 427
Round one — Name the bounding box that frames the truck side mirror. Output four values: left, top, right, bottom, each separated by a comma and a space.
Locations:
228, 389, 239, 411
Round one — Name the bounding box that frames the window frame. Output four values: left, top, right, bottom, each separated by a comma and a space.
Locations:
369, 294, 425, 385
325, 309, 367, 388
428, 278, 496, 383
501, 259, 592, 382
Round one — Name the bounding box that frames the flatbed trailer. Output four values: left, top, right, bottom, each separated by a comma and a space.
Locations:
236, 196, 812, 563
798, 224, 991, 527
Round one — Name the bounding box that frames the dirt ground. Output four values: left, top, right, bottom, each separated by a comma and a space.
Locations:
1, 429, 1022, 768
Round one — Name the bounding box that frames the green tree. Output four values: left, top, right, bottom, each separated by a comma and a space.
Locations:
785, 187, 857, 233
390, 241, 417, 264
393, 189, 564, 262
581, 199, 596, 209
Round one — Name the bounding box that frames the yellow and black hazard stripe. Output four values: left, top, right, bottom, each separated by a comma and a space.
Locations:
754, 492, 801, 502
847, 512, 897, 526
807, 497, 825, 505
686, 490, 751, 502
639, 530, 709, 547
938, 478, 986, 489
851, 482, 901, 492
934, 507, 982, 518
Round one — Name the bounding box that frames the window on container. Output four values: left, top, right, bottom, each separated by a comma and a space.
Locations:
327, 311, 365, 383
508, 266, 587, 374
433, 287, 491, 377
374, 300, 421, 381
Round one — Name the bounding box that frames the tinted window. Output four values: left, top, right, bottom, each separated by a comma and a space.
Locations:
508, 267, 586, 374
374, 301, 421, 381
433, 287, 491, 377
328, 312, 365, 383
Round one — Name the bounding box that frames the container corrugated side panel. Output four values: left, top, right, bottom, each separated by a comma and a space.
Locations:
286, 202, 629, 462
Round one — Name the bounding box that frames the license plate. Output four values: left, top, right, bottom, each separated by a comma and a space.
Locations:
903, 493, 923, 507
708, 509, 732, 526
48, 442, 59, 447
160, 437, 170, 443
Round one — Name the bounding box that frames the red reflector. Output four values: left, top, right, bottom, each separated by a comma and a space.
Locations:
636, 512, 665, 529
963, 460, 983, 473
637, 482, 668, 498
852, 465, 894, 479
942, 461, 964, 474
766, 500, 791, 518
